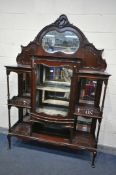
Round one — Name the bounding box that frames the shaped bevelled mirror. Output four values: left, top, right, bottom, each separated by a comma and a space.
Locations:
42, 30, 80, 54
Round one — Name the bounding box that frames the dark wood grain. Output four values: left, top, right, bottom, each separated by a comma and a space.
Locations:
5, 14, 111, 167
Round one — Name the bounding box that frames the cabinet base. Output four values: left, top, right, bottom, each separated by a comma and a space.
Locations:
8, 122, 97, 167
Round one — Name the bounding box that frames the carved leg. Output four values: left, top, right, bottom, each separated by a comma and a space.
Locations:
74, 116, 77, 132
91, 151, 97, 168
30, 122, 33, 136
69, 128, 73, 143
7, 135, 11, 149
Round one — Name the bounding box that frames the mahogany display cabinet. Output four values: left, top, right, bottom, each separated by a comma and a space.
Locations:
5, 15, 110, 167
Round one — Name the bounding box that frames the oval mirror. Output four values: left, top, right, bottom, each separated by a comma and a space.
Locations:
42, 30, 80, 54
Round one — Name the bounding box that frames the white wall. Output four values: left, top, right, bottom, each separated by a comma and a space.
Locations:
0, 0, 116, 148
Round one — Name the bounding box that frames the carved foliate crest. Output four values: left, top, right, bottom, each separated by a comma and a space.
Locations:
54, 14, 70, 28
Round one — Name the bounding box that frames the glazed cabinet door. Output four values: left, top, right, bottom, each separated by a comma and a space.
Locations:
31, 59, 77, 118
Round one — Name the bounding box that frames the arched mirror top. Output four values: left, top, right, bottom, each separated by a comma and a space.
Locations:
17, 14, 107, 71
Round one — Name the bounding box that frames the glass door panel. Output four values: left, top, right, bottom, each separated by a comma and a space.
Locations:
35, 65, 72, 116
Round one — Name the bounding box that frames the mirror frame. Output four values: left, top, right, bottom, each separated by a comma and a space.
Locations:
35, 14, 86, 52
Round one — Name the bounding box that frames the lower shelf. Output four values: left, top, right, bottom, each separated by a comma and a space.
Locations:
9, 122, 97, 151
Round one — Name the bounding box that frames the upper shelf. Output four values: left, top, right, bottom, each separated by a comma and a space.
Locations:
8, 96, 31, 108
74, 105, 101, 119
36, 84, 70, 93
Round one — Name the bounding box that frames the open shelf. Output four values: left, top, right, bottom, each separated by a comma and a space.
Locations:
8, 96, 31, 108
9, 122, 97, 151
44, 80, 70, 86
36, 106, 68, 116
74, 105, 101, 119
42, 99, 69, 106
36, 84, 70, 93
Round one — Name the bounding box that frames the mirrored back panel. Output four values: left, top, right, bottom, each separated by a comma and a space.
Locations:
79, 78, 97, 105
76, 116, 92, 133
42, 30, 80, 54
22, 73, 31, 97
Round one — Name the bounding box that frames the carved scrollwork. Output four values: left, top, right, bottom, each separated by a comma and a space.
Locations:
85, 43, 107, 70
83, 43, 104, 57
16, 42, 38, 65
75, 106, 101, 118
53, 14, 70, 28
